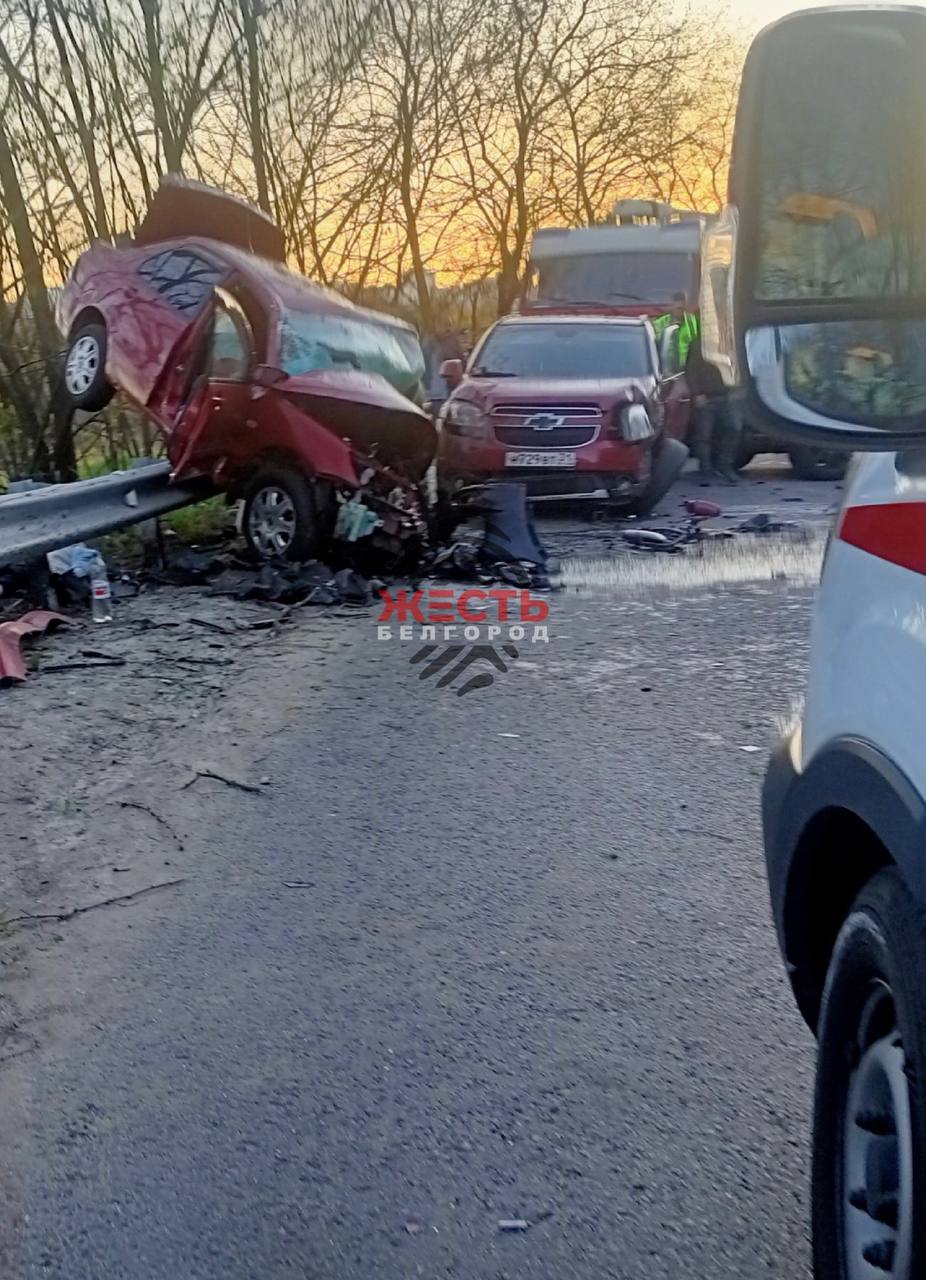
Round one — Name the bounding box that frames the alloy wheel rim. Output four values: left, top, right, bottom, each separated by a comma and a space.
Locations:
248, 486, 296, 557
842, 983, 913, 1279
64, 335, 100, 396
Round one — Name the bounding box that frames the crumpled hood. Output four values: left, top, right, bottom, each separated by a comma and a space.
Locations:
455, 373, 656, 411
276, 369, 436, 474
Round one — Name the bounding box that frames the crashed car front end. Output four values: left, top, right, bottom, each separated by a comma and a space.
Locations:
198, 368, 436, 562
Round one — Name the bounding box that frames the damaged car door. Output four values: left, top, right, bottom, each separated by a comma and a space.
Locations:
169, 288, 256, 482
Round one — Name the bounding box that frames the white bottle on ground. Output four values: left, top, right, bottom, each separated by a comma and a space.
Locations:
89, 553, 113, 623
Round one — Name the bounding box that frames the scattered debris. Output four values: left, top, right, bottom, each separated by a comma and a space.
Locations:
403, 1217, 424, 1236
685, 498, 723, 517
147, 547, 228, 587
622, 529, 673, 550
498, 732, 521, 739
738, 745, 761, 753
46, 543, 98, 578
333, 568, 373, 605
181, 768, 263, 795
428, 541, 550, 589
0, 610, 69, 684
282, 881, 314, 889
498, 1219, 530, 1233
736, 512, 794, 534
2, 878, 187, 928
209, 560, 343, 605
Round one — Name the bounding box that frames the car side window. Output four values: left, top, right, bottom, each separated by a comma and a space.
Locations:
137, 250, 224, 315
209, 295, 253, 381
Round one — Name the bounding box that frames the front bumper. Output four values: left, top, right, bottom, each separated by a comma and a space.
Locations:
438, 434, 652, 504
493, 468, 647, 502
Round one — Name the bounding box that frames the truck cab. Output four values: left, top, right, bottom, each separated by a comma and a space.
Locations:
522, 201, 704, 320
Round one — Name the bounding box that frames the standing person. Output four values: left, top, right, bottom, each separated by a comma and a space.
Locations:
422, 327, 465, 413
652, 292, 700, 373
685, 334, 742, 485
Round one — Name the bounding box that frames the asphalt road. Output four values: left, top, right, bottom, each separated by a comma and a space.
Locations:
2, 462, 829, 1278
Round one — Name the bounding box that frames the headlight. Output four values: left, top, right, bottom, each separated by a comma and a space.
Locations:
441, 399, 487, 437
620, 403, 655, 442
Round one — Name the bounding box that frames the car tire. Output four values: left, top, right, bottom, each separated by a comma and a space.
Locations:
63, 322, 113, 411
812, 868, 926, 1280
624, 436, 689, 518
242, 468, 320, 562
789, 446, 847, 481
735, 445, 756, 472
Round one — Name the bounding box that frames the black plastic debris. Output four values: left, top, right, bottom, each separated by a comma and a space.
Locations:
111, 575, 140, 601
148, 548, 228, 586
333, 568, 373, 605
736, 512, 794, 534
208, 559, 368, 606
476, 483, 548, 567
426, 541, 550, 588
496, 562, 532, 587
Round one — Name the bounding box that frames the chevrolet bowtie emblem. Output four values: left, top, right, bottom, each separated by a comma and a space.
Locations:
524, 413, 564, 430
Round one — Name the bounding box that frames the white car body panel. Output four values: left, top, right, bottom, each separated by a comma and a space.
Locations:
802, 450, 926, 810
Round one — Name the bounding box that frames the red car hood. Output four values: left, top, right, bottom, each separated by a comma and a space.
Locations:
454, 373, 656, 410
275, 369, 436, 474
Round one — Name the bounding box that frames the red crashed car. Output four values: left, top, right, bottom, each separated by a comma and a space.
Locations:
56, 179, 435, 561
436, 314, 689, 515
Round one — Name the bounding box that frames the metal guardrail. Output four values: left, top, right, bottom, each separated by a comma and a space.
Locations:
0, 462, 210, 567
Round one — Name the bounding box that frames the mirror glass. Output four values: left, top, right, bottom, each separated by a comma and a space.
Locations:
746, 319, 926, 432
753, 16, 926, 303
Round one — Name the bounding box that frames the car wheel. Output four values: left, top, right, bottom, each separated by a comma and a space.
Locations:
63, 322, 113, 411
812, 868, 926, 1280
789, 446, 847, 481
243, 468, 320, 562
735, 445, 756, 472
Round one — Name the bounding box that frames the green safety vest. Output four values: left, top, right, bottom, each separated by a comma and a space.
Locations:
652, 312, 700, 367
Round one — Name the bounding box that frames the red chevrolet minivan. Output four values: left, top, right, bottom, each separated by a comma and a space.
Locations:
436, 314, 688, 515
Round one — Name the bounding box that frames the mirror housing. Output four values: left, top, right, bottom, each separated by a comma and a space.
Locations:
657, 323, 681, 376
252, 363, 288, 388
711, 5, 926, 450
440, 358, 464, 388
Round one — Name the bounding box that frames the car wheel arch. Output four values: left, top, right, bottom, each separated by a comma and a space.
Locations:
775, 738, 926, 1030
784, 807, 893, 1029
227, 449, 315, 499
68, 306, 106, 339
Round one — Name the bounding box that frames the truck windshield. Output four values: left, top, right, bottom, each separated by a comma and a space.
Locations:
534, 252, 697, 307
472, 323, 652, 379
279, 311, 424, 399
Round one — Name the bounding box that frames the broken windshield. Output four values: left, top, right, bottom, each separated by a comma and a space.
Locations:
279, 311, 423, 400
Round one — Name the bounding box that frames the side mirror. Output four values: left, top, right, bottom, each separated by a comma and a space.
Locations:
252, 363, 288, 388
706, 5, 926, 451
440, 358, 464, 388
658, 323, 681, 376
